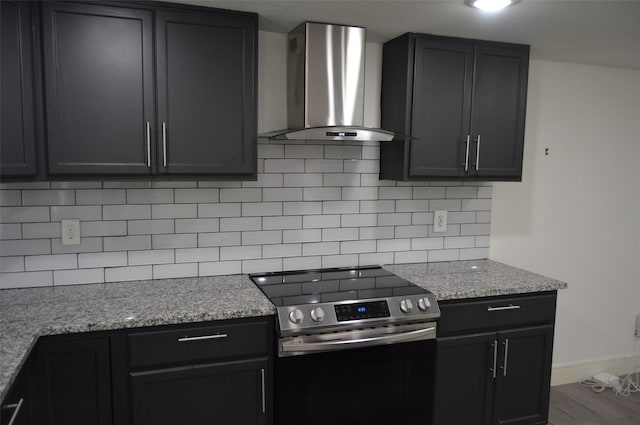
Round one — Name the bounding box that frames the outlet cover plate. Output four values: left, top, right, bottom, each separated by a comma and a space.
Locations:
61, 219, 80, 245
433, 210, 447, 233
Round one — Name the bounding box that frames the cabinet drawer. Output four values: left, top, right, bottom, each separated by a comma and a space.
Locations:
129, 320, 269, 368
437, 293, 556, 335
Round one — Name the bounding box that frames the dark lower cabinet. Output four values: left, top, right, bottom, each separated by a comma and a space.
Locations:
131, 358, 268, 425
0, 355, 34, 425
434, 293, 556, 425
1, 0, 38, 178
34, 336, 113, 425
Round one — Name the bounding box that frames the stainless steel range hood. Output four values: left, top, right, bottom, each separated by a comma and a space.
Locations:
260, 22, 395, 142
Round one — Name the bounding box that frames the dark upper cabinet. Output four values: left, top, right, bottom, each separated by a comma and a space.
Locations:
1, 1, 38, 178
40, 1, 256, 178
156, 10, 257, 176
380, 33, 529, 181
42, 2, 155, 176
35, 336, 113, 425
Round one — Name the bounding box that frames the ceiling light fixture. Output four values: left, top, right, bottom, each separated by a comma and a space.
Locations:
466, 0, 520, 12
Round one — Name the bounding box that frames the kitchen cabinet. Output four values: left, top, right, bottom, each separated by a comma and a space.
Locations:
1, 1, 39, 178
128, 318, 272, 425
34, 335, 113, 425
434, 293, 556, 425
1, 355, 34, 425
41, 1, 257, 178
155, 9, 256, 176
380, 33, 529, 181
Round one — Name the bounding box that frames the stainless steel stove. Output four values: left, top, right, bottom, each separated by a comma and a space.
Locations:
250, 265, 440, 356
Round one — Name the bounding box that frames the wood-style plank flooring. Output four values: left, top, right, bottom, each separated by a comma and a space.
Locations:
548, 382, 640, 425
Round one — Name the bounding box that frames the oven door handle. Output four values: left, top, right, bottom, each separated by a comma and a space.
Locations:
281, 326, 436, 354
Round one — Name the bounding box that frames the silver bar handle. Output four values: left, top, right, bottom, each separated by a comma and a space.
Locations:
487, 304, 521, 312
177, 333, 227, 342
475, 134, 481, 171
260, 368, 266, 414
162, 122, 167, 167
502, 339, 510, 376
464, 135, 470, 171
146, 122, 151, 168
2, 398, 24, 425
490, 340, 497, 379
281, 326, 436, 353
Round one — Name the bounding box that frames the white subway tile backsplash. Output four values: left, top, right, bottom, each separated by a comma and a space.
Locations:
175, 218, 219, 234
22, 223, 59, 239
0, 223, 22, 239
1, 143, 492, 287
51, 205, 102, 221
128, 219, 174, 235
283, 229, 322, 243
1, 206, 49, 223
26, 254, 77, 271
220, 188, 262, 203
0, 271, 53, 289
1, 239, 51, 256
54, 268, 104, 286
79, 252, 127, 269
175, 247, 219, 263
198, 232, 241, 247
263, 216, 302, 230
52, 237, 102, 254
322, 227, 359, 242
341, 214, 377, 227
105, 265, 152, 282
76, 189, 126, 205
129, 249, 174, 266
220, 245, 262, 261
23, 190, 75, 206
199, 261, 241, 276
174, 189, 219, 204
0, 256, 24, 273
104, 235, 151, 252
151, 204, 197, 219
103, 205, 150, 220
153, 263, 198, 279
242, 230, 282, 245
153, 234, 197, 249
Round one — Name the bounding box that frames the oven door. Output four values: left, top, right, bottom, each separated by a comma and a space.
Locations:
275, 325, 436, 425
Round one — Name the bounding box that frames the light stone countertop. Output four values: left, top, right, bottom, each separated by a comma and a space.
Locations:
0, 259, 567, 402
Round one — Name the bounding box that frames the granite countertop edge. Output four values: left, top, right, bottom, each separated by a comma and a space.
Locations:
1, 259, 567, 402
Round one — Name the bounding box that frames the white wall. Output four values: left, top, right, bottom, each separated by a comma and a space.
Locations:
490, 60, 640, 372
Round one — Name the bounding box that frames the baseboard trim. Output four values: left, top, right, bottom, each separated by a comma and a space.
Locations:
551, 354, 639, 386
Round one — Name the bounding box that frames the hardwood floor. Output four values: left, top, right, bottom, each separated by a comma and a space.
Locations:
548, 382, 640, 425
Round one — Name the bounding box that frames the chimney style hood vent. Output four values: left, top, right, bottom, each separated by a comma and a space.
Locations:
260, 22, 396, 142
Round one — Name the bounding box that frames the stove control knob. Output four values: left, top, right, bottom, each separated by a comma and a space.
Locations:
288, 309, 304, 324
418, 297, 431, 311
399, 299, 413, 313
310, 307, 325, 323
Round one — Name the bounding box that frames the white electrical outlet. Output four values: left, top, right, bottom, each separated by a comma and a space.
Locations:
61, 219, 80, 245
433, 210, 447, 233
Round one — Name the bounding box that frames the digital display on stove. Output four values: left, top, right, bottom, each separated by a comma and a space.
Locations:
335, 300, 390, 322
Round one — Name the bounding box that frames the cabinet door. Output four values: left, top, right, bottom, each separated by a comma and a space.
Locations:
35, 337, 113, 425
42, 2, 154, 175
409, 36, 473, 178
1, 1, 37, 177
156, 10, 257, 176
493, 325, 554, 425
1, 353, 33, 425
131, 358, 268, 425
434, 332, 495, 425
470, 42, 529, 179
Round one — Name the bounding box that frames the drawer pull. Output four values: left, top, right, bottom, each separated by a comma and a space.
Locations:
487, 304, 521, 312
177, 333, 227, 342
2, 398, 24, 425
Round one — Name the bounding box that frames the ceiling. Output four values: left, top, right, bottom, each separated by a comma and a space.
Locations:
166, 0, 640, 70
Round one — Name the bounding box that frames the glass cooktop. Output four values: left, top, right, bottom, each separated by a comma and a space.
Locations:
250, 266, 429, 307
